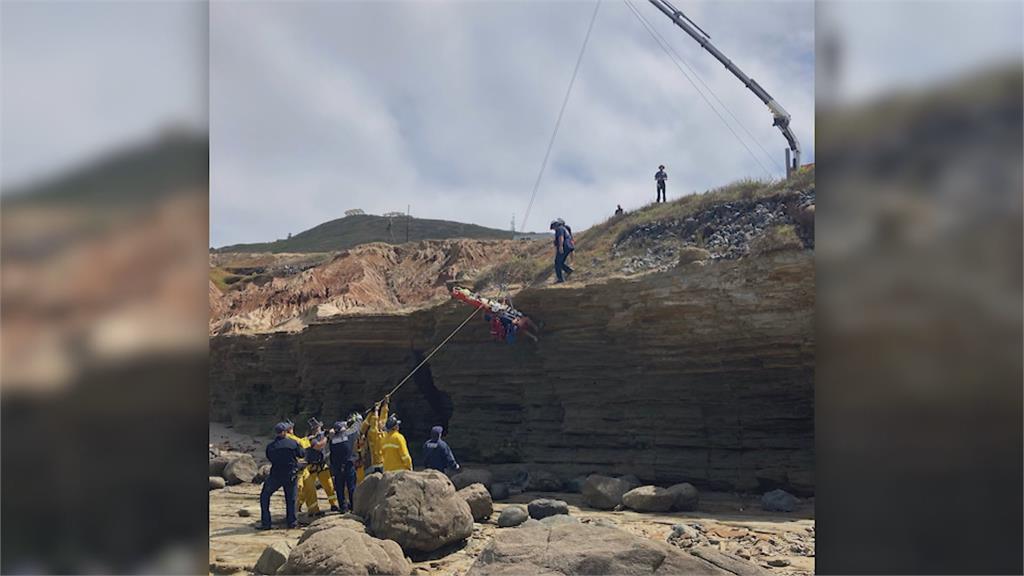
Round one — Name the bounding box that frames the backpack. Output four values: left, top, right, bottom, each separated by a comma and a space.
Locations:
562, 225, 575, 251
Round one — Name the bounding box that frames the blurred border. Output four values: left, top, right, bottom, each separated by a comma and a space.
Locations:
815, 1, 1023, 573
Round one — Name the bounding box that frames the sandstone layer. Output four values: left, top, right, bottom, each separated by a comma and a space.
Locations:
210, 248, 814, 493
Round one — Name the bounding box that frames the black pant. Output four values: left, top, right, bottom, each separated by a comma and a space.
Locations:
331, 460, 357, 511
656, 181, 666, 202
260, 473, 297, 528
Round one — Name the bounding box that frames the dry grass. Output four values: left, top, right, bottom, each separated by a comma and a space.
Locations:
209, 266, 241, 291
472, 167, 815, 290
749, 224, 803, 255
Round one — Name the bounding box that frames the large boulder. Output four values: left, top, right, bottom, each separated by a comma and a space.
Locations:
564, 476, 588, 494
209, 476, 226, 490
497, 506, 528, 528
298, 513, 366, 543
209, 451, 249, 476
527, 470, 563, 492
254, 540, 292, 575
539, 514, 578, 526
280, 527, 412, 575
223, 454, 258, 485
451, 468, 493, 490
581, 475, 634, 510
619, 474, 642, 489
527, 498, 569, 520
457, 483, 493, 521
622, 486, 676, 513
467, 522, 730, 575
667, 483, 700, 511
354, 470, 473, 553
253, 464, 272, 484
761, 489, 799, 512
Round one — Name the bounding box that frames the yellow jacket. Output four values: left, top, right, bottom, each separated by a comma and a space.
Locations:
287, 432, 311, 450
381, 429, 412, 472
361, 403, 388, 468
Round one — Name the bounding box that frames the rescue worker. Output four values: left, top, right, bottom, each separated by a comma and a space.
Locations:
328, 414, 361, 513
258, 422, 305, 530
300, 418, 339, 516
359, 396, 389, 477
381, 414, 413, 472
423, 425, 460, 473
551, 218, 575, 283
655, 165, 668, 203
284, 419, 311, 513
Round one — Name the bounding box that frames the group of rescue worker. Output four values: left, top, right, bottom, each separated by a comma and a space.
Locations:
259, 395, 461, 529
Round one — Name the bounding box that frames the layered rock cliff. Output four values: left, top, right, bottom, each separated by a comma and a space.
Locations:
210, 247, 813, 494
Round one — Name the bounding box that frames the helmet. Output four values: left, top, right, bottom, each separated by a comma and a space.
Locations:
550, 220, 559, 230
386, 414, 401, 430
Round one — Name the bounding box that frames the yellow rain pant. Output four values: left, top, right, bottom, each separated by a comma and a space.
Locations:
301, 465, 338, 513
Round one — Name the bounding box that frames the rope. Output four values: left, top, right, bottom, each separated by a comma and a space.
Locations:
623, 0, 775, 178
384, 303, 484, 399
519, 0, 601, 236
634, 5, 778, 172
366, 3, 602, 411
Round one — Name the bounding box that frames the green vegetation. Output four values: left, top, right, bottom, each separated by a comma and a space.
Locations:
209, 266, 241, 291
3, 132, 207, 206
214, 214, 522, 253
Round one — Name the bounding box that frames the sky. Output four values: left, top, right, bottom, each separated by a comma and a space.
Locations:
0, 1, 207, 191
2, 1, 1019, 247
209, 1, 816, 246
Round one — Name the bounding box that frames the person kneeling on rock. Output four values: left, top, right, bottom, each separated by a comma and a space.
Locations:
259, 422, 305, 530
423, 425, 460, 474
381, 414, 413, 472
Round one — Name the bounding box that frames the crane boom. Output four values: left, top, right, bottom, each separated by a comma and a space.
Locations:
647, 0, 801, 176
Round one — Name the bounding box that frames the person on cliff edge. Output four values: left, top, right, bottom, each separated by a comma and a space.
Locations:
655, 165, 668, 203
551, 218, 575, 283
258, 422, 305, 530
423, 425, 460, 474
381, 414, 413, 472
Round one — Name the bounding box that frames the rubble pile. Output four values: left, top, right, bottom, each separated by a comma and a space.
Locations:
614, 188, 815, 274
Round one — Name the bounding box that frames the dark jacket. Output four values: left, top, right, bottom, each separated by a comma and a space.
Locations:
266, 435, 304, 479
422, 438, 458, 471
330, 426, 360, 467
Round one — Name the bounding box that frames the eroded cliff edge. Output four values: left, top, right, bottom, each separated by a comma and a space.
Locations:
210, 247, 813, 494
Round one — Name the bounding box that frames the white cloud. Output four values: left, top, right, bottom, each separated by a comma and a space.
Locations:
210, 0, 816, 247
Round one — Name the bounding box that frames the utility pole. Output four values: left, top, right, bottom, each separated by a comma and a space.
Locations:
406, 204, 410, 243
511, 214, 516, 240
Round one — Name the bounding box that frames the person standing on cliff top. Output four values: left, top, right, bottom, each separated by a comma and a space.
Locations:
551, 218, 575, 283
655, 165, 668, 203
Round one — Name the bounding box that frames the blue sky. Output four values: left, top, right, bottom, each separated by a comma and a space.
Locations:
209, 1, 815, 246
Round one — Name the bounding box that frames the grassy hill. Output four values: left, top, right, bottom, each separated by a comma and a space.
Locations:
2, 131, 207, 206
213, 214, 533, 253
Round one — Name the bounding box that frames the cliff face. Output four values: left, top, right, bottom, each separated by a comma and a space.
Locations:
210, 249, 814, 494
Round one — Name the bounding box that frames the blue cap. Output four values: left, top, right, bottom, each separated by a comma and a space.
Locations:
333, 421, 346, 431
274, 422, 289, 433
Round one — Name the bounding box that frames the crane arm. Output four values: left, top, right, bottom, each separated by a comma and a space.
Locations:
647, 0, 801, 174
